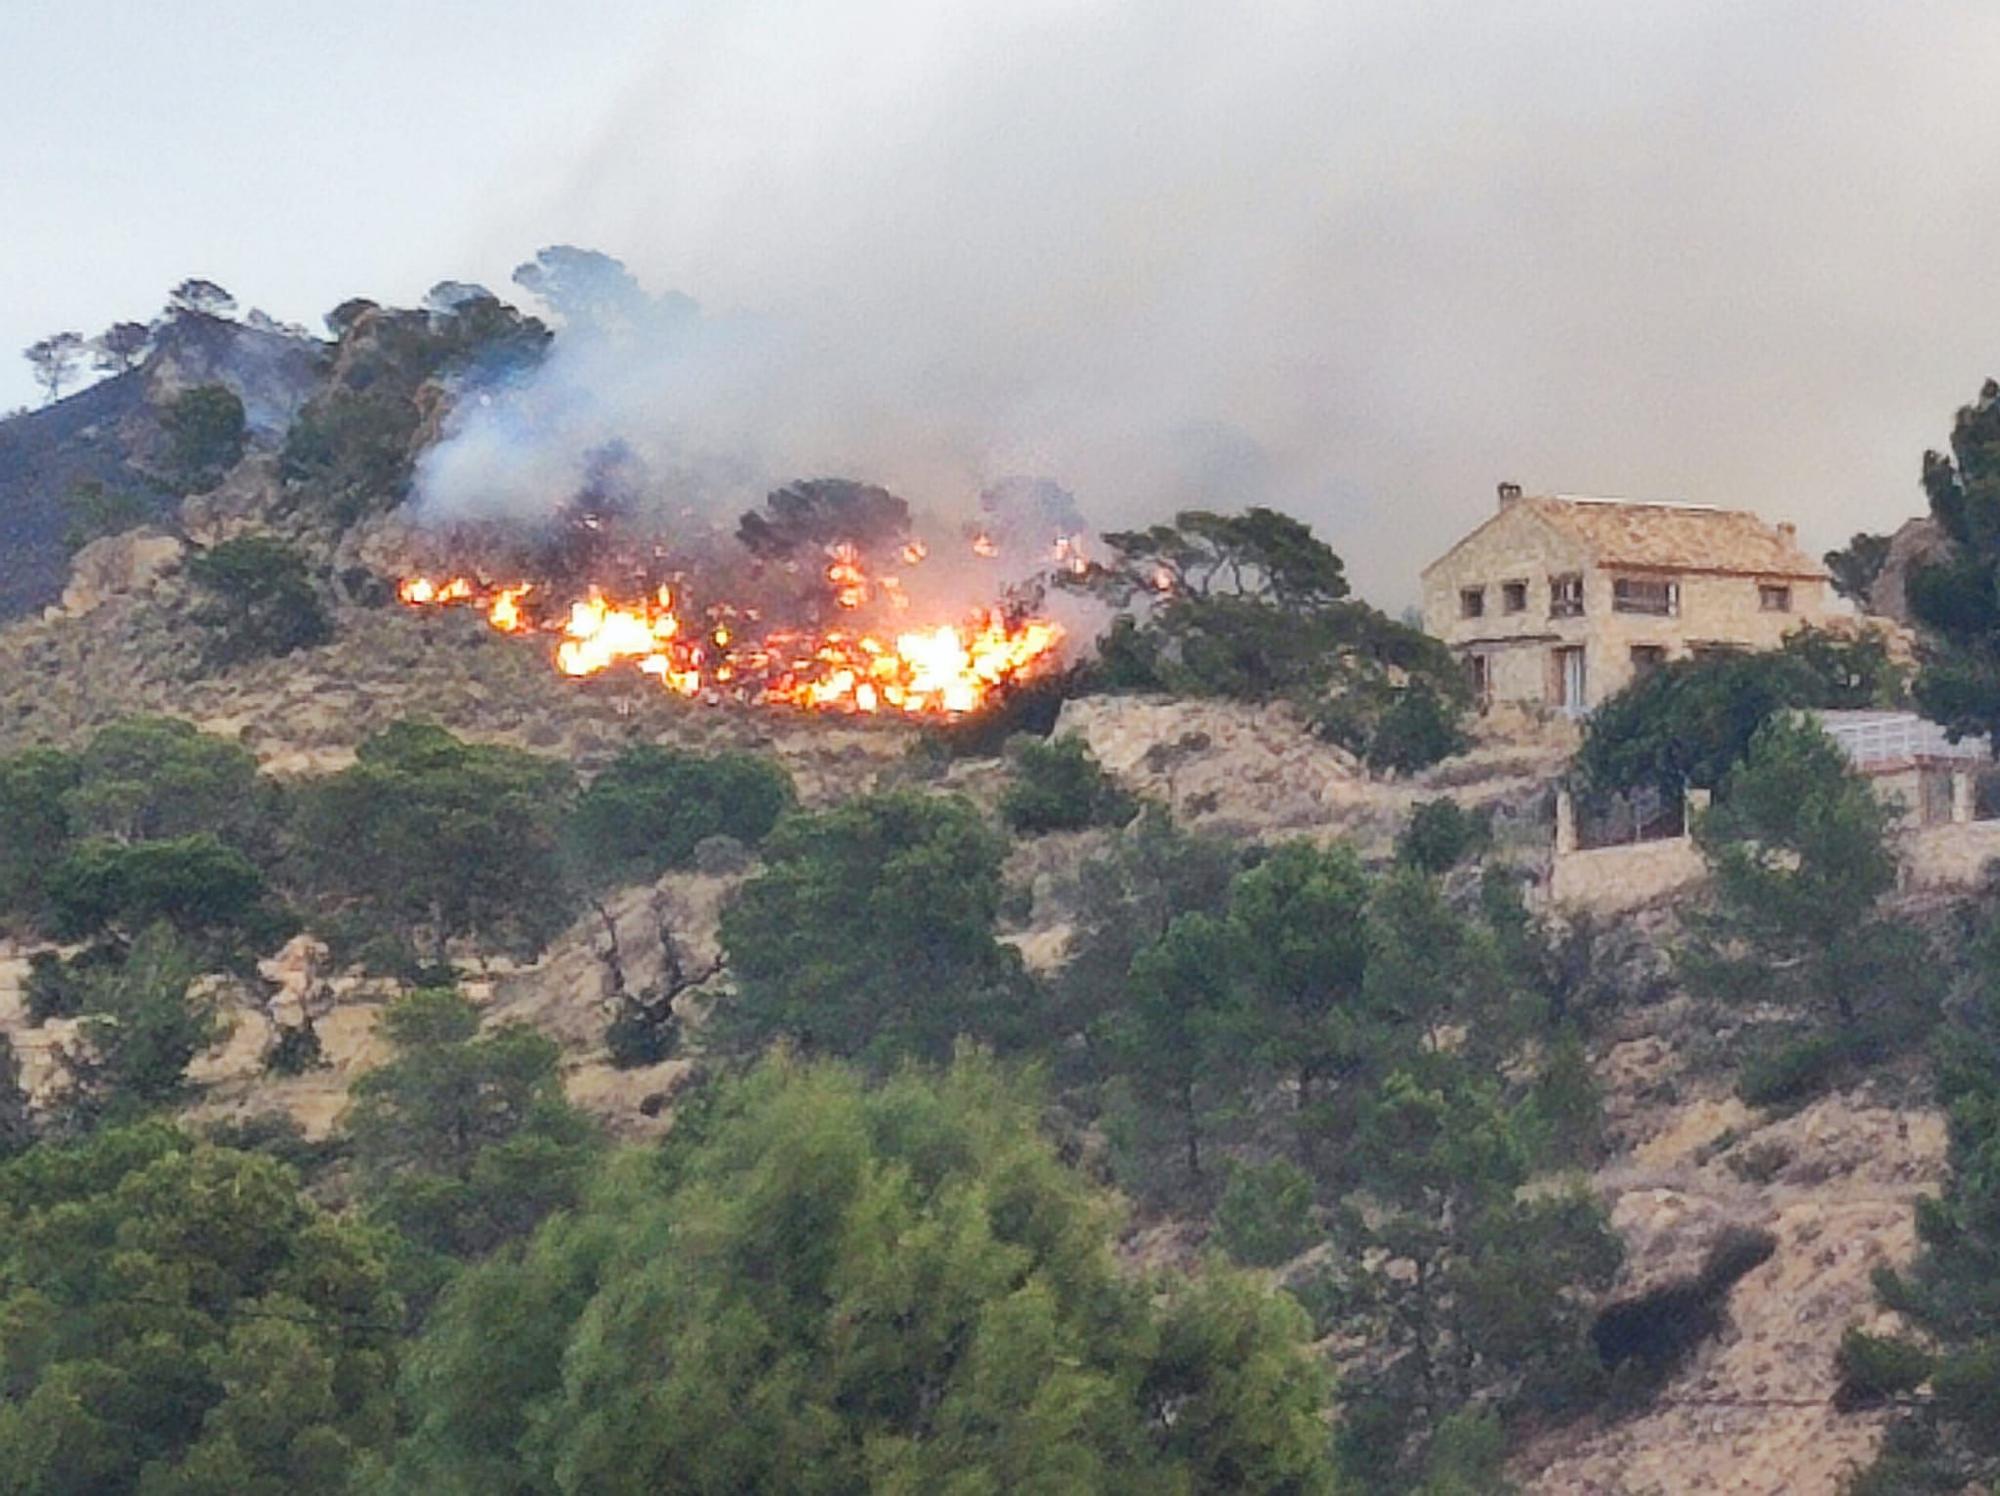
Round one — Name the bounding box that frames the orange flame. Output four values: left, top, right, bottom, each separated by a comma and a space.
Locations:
396, 572, 1061, 717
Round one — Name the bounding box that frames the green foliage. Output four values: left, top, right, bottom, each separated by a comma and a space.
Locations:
59, 478, 156, 553
1108, 910, 1250, 1187
1835, 1328, 1933, 1406
1350, 683, 1473, 775
265, 1021, 326, 1077
1059, 806, 1238, 1059
1685, 717, 1920, 1058
394, 1053, 1340, 1494
280, 298, 546, 526
68, 715, 271, 849
563, 743, 793, 887
1328, 1059, 1622, 1487
346, 989, 598, 1274
1395, 799, 1492, 874
0, 1124, 397, 1494
1735, 1028, 1864, 1109
1001, 733, 1139, 833
1576, 626, 1907, 798
160, 383, 246, 492
1061, 508, 1469, 771
1228, 840, 1371, 1154
45, 833, 278, 948
186, 534, 334, 662
0, 749, 80, 929
55, 924, 225, 1118
1214, 1158, 1318, 1267
280, 390, 423, 523
0, 1037, 34, 1161
293, 722, 577, 962
1856, 922, 2000, 1488
1908, 380, 2000, 746
718, 791, 1034, 1066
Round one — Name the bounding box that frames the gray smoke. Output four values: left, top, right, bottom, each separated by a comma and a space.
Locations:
418, 0, 2000, 601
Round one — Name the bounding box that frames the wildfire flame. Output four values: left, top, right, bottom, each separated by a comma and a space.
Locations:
396, 570, 1062, 716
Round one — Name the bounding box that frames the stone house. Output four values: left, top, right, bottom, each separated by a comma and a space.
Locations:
1421, 485, 1830, 715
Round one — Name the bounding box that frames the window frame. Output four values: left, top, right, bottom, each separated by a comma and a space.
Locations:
1758, 583, 1792, 613
1501, 580, 1529, 614
1549, 573, 1585, 619
1459, 585, 1486, 620
1611, 575, 1680, 617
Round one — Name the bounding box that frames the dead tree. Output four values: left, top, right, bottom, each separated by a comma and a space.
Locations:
594, 892, 722, 1068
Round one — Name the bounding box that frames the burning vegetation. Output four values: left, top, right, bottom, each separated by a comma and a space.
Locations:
395, 478, 1076, 717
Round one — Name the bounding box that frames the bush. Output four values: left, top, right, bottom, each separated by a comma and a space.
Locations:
1835, 1328, 1934, 1408
604, 1000, 678, 1069
186, 533, 334, 661
564, 745, 793, 886
1214, 1158, 1318, 1267
160, 383, 245, 491
1364, 682, 1473, 773
1736, 1028, 1863, 1109
1396, 798, 1492, 873
264, 1020, 326, 1076
60, 479, 156, 552
1000, 733, 1138, 834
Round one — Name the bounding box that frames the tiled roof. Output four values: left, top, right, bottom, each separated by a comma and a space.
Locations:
1519, 496, 1826, 579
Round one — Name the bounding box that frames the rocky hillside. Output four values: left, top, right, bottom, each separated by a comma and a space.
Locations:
0, 293, 1968, 1494
0, 313, 323, 619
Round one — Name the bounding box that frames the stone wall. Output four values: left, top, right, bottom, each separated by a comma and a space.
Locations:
1549, 835, 1707, 913
1900, 819, 2000, 891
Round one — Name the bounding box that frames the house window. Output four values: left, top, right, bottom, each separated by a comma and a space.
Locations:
1612, 576, 1679, 616
1459, 586, 1485, 619
1502, 580, 1528, 614
1466, 653, 1490, 699
1630, 644, 1667, 678
1759, 584, 1792, 613
1549, 574, 1584, 618
1551, 646, 1587, 714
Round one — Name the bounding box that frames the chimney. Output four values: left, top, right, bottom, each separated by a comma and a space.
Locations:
1497, 481, 1523, 509
1777, 521, 1797, 541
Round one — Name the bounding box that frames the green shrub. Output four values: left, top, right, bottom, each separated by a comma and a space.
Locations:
1396, 798, 1492, 873
564, 745, 793, 887
60, 479, 156, 552
186, 533, 334, 661
1000, 733, 1138, 834
160, 383, 245, 491
1365, 682, 1472, 773
1835, 1328, 1934, 1407
605, 999, 678, 1069
1736, 1028, 1861, 1108
1214, 1158, 1318, 1267
264, 1021, 327, 1077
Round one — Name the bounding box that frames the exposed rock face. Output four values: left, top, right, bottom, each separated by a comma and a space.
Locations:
58, 529, 185, 616
1865, 516, 1950, 627
1051, 693, 1566, 857
1515, 1073, 1947, 1495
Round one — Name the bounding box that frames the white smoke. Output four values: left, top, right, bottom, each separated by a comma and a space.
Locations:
418, 0, 2000, 599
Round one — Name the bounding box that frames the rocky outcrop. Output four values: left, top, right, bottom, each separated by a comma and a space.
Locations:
58, 528, 184, 616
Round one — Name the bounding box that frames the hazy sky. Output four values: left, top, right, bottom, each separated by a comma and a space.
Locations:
6, 0, 2000, 600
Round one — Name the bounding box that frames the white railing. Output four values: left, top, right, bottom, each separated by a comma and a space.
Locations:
1814, 712, 1988, 768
